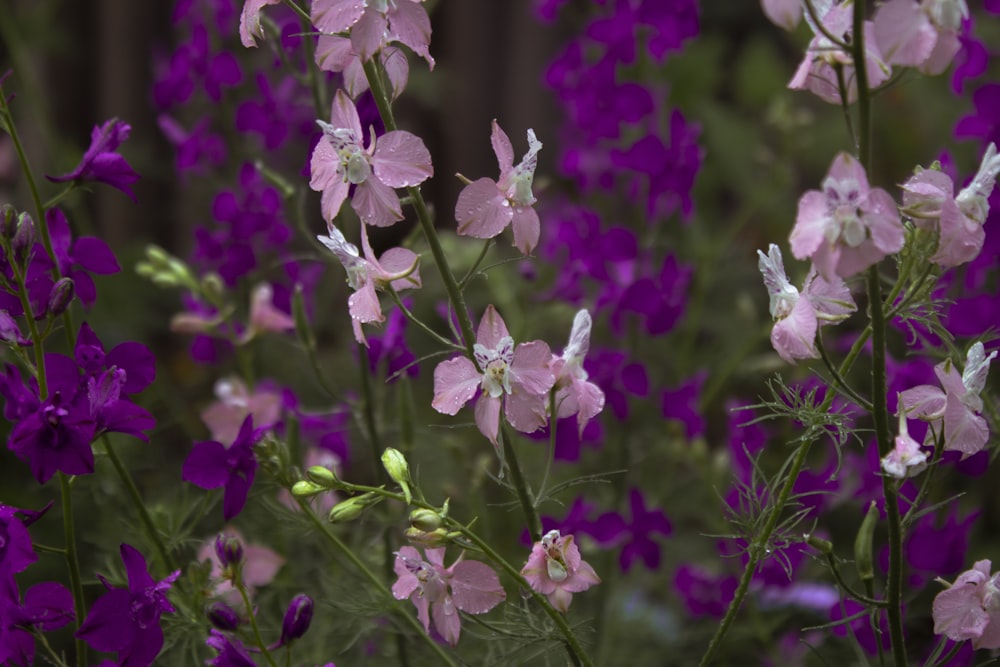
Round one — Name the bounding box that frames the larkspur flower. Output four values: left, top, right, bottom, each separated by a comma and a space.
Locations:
874, 0, 968, 75
310, 0, 434, 68
206, 629, 258, 667
197, 528, 285, 606
318, 222, 421, 346
201, 377, 283, 444
76, 544, 180, 667
900, 341, 996, 458
182, 415, 261, 520
881, 396, 929, 478
455, 120, 543, 255
521, 530, 600, 613
315, 36, 409, 100
241, 282, 295, 341
955, 142, 1000, 229
310, 90, 432, 227
589, 489, 672, 571
551, 310, 605, 435
0, 505, 36, 578
239, 0, 282, 48
789, 153, 904, 281
761, 0, 803, 30
392, 546, 505, 646
932, 559, 1000, 648
46, 118, 140, 201
431, 305, 554, 447
0, 578, 74, 666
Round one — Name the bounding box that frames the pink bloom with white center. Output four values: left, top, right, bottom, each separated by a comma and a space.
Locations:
239, 0, 281, 48
318, 222, 421, 346
315, 36, 409, 100
311, 0, 434, 69
520, 530, 600, 613
881, 396, 929, 478
757, 244, 856, 364
431, 305, 554, 447
550, 310, 605, 435
201, 377, 283, 444
789, 152, 904, 281
788, 1, 890, 105
455, 120, 543, 255
310, 90, 432, 227
392, 546, 505, 646
900, 342, 996, 458
874, 0, 968, 75
198, 528, 285, 607
933, 560, 1000, 649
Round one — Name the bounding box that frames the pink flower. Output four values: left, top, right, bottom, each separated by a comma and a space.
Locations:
431, 305, 554, 447
900, 342, 996, 458
311, 0, 434, 68
761, 0, 804, 30
789, 153, 904, 281
550, 310, 605, 435
520, 530, 600, 613
242, 283, 295, 341
200, 377, 283, 444
874, 0, 968, 75
392, 546, 505, 646
788, 1, 890, 104
933, 560, 1000, 649
455, 120, 543, 255
198, 528, 285, 607
881, 396, 929, 478
757, 244, 856, 364
310, 90, 432, 227
315, 36, 409, 100
901, 163, 982, 267
239, 0, 281, 48
318, 222, 421, 346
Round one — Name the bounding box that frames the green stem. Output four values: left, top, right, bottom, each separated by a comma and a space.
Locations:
236, 580, 280, 667
60, 473, 87, 667
823, 552, 887, 607
500, 422, 542, 543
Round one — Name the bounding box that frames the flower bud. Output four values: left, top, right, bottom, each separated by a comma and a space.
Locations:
409, 508, 442, 533
12, 212, 34, 259
306, 465, 339, 488
279, 594, 314, 644
206, 601, 242, 631
328, 492, 381, 523
214, 534, 244, 570
404, 526, 451, 548
201, 273, 225, 304
381, 447, 412, 504
854, 501, 879, 584
0, 204, 16, 239
804, 533, 833, 555
46, 278, 75, 316
291, 480, 325, 497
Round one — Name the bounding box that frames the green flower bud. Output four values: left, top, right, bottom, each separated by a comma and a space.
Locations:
291, 480, 325, 497
381, 447, 412, 504
404, 526, 451, 548
409, 508, 442, 533
854, 501, 879, 583
306, 465, 339, 488
804, 533, 833, 556
328, 492, 381, 523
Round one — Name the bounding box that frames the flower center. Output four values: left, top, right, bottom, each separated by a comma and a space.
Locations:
825, 180, 866, 247
329, 128, 371, 185
474, 337, 515, 398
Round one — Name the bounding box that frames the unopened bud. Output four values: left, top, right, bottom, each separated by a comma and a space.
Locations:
409, 508, 442, 533
404, 526, 451, 547
381, 447, 412, 504
328, 492, 381, 523
201, 273, 225, 304
306, 465, 339, 488
854, 501, 879, 583
206, 601, 242, 631
279, 594, 314, 644
12, 212, 34, 258
804, 533, 833, 555
214, 534, 244, 570
0, 204, 16, 239
46, 278, 75, 316
291, 480, 325, 497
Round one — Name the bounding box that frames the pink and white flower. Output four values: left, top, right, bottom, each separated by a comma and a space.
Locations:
239, 0, 281, 48
315, 36, 409, 100
310, 90, 432, 227
455, 120, 543, 255
201, 377, 283, 444
550, 310, 605, 435
757, 244, 855, 364
311, 0, 434, 68
761, 0, 805, 31
520, 530, 600, 613
431, 305, 554, 447
318, 222, 421, 346
881, 396, 929, 478
900, 342, 996, 458
789, 152, 904, 281
933, 560, 1000, 649
874, 0, 968, 75
392, 546, 505, 646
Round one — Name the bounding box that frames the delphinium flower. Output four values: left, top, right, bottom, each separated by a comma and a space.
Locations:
903, 506, 978, 588
956, 84, 1000, 149
206, 629, 258, 667
588, 488, 672, 571
757, 244, 856, 363
520, 529, 600, 613
881, 397, 929, 478
0, 577, 74, 666
157, 114, 227, 176
873, 0, 968, 75
900, 341, 996, 458
310, 90, 432, 227
76, 544, 181, 667
789, 153, 905, 281
455, 120, 543, 255
318, 221, 421, 346
661, 372, 706, 439
584, 347, 649, 421
761, 0, 803, 30
183, 415, 262, 520
392, 546, 506, 646
431, 305, 554, 447
366, 302, 419, 381
239, 0, 282, 48
550, 309, 605, 435
607, 252, 692, 336
153, 20, 242, 110
201, 377, 283, 444
310, 0, 434, 68
197, 528, 285, 605
46, 118, 140, 200
315, 36, 409, 101
36, 208, 121, 308
673, 564, 738, 618
932, 559, 1000, 649
0, 505, 36, 578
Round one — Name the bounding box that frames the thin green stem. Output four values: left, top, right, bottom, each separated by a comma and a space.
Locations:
816, 334, 873, 411
824, 552, 887, 607
60, 473, 87, 667
386, 287, 462, 350
236, 580, 280, 667
500, 422, 542, 543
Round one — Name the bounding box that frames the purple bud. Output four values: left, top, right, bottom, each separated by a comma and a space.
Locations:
214, 534, 244, 569
0, 204, 16, 239
47, 278, 75, 316
206, 601, 242, 631
12, 212, 34, 258
279, 594, 314, 644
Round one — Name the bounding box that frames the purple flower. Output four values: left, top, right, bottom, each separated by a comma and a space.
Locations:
590, 488, 672, 571
660, 372, 707, 440
183, 415, 261, 520
46, 118, 140, 200
955, 83, 1000, 149
674, 564, 737, 618
366, 302, 419, 381
0, 505, 36, 578
279, 594, 314, 644
206, 629, 258, 667
158, 114, 227, 176
76, 544, 180, 667
1, 578, 74, 666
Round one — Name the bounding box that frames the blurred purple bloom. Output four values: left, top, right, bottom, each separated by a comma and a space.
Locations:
0, 505, 35, 578
30, 208, 120, 309
955, 84, 1000, 149
525, 415, 603, 462
236, 73, 313, 151
900, 507, 978, 587
76, 544, 180, 667
608, 253, 691, 336
674, 565, 737, 618
584, 348, 649, 421
206, 629, 258, 667
366, 302, 418, 381
153, 24, 242, 110
0, 578, 74, 666
47, 119, 140, 200
183, 415, 261, 520
590, 488, 672, 571
158, 114, 227, 176
951, 21, 989, 94
660, 372, 706, 439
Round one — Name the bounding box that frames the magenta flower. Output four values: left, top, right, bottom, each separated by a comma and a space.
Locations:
431, 305, 554, 447
318, 222, 421, 346
310, 90, 432, 227
551, 310, 605, 435
933, 560, 1000, 649
900, 342, 996, 458
46, 118, 140, 201
0, 505, 36, 578
392, 546, 505, 646
455, 120, 543, 255
182, 415, 261, 520
880, 396, 929, 478
757, 244, 856, 364
789, 153, 904, 281
76, 544, 180, 667
520, 530, 600, 613
311, 0, 434, 68
1, 578, 74, 666
874, 0, 967, 75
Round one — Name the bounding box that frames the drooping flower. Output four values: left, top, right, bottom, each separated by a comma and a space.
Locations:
520, 530, 600, 613
76, 544, 180, 667
455, 120, 543, 254
310, 90, 432, 227
874, 0, 968, 75
932, 559, 1000, 648
182, 415, 261, 520
46, 118, 140, 200
431, 305, 554, 447
757, 244, 856, 363
310, 0, 434, 68
392, 546, 505, 646
881, 396, 929, 478
318, 222, 421, 346
0, 578, 75, 666
550, 310, 605, 435
789, 153, 904, 281
900, 341, 996, 458
239, 0, 282, 48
